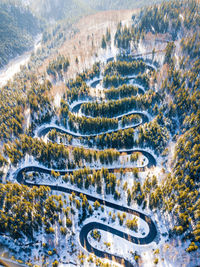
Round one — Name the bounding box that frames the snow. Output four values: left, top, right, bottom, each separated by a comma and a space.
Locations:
36, 108, 150, 138
0, 256, 27, 267
76, 206, 152, 266
179, 14, 184, 21
24, 108, 31, 130
5, 22, 199, 267
86, 75, 103, 87
0, 55, 31, 87
69, 100, 91, 111
54, 92, 61, 108
0, 35, 41, 87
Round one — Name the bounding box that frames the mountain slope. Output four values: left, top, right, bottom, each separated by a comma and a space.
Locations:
26, 0, 170, 22
0, 3, 40, 68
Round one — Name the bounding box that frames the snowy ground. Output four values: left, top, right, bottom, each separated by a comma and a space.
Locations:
3, 16, 200, 267
0, 35, 41, 87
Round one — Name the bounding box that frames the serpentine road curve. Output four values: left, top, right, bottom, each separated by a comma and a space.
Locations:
15, 148, 157, 267
38, 92, 150, 138
15, 62, 158, 266
37, 111, 149, 138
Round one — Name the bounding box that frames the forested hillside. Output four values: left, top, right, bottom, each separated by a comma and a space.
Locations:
25, 0, 170, 21
0, 0, 199, 266
0, 3, 40, 68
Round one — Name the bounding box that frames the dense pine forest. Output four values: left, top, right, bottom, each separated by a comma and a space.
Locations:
0, 0, 199, 266
0, 2, 40, 68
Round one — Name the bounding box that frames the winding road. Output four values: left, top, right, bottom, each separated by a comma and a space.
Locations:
15, 58, 158, 266
37, 111, 149, 138
15, 148, 157, 267
38, 79, 150, 138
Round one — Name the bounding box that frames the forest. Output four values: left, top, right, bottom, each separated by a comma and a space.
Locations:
20, 0, 172, 22
0, 2, 40, 68
0, 0, 199, 266
81, 91, 160, 117
105, 84, 142, 100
